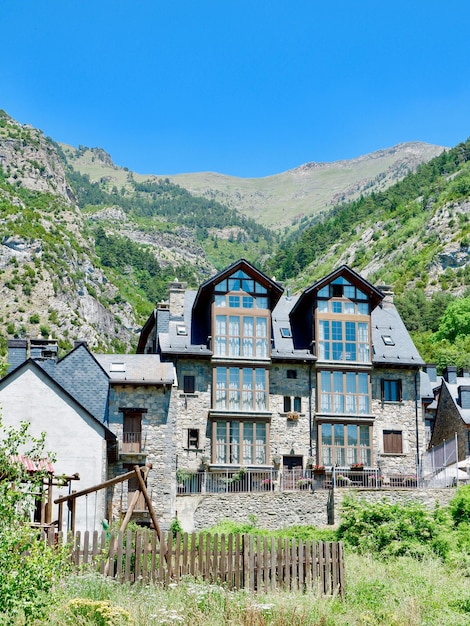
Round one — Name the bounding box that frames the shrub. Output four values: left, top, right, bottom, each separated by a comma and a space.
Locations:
448, 484, 470, 526
337, 495, 451, 560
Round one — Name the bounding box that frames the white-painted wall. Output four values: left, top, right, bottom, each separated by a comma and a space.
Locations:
0, 364, 108, 534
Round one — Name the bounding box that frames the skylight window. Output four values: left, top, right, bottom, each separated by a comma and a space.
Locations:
280, 327, 292, 338
110, 363, 126, 372
382, 335, 395, 346
177, 325, 188, 336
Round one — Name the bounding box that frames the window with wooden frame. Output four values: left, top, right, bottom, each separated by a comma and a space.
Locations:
319, 370, 370, 415
213, 420, 268, 465
383, 429, 403, 454
381, 379, 402, 402
121, 408, 147, 453
319, 422, 372, 466
212, 269, 270, 360
214, 366, 268, 412
183, 375, 195, 394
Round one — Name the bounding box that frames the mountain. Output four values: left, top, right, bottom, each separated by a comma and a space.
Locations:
0, 108, 462, 374
65, 141, 446, 231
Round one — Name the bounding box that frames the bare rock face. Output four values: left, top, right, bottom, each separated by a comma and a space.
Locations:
0, 118, 76, 203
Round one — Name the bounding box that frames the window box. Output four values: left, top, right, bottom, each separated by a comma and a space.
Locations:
287, 412, 299, 421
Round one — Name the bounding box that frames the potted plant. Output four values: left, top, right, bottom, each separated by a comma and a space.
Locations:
297, 477, 313, 490
311, 464, 326, 474
260, 477, 273, 491
336, 474, 351, 487
350, 462, 365, 471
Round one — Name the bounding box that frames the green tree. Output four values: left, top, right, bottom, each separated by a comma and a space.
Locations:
434, 295, 470, 342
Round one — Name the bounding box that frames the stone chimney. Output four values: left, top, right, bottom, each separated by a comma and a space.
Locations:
459, 385, 470, 409
424, 364, 437, 383
168, 280, 187, 320
7, 339, 28, 373
376, 285, 394, 304
30, 338, 58, 361
443, 366, 457, 385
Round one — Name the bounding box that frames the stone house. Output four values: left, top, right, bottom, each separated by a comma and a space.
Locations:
138, 259, 426, 482
429, 366, 470, 460
1, 339, 175, 532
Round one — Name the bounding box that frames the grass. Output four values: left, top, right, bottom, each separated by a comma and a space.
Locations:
25, 553, 470, 626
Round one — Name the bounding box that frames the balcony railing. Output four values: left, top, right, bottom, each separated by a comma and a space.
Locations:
176, 466, 467, 494
120, 431, 147, 454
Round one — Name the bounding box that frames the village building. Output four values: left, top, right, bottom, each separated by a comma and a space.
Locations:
1, 260, 437, 533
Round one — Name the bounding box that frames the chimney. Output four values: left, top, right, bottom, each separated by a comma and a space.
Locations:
424, 364, 437, 383
459, 385, 470, 409
168, 280, 187, 319
376, 285, 394, 304
30, 338, 58, 361
443, 366, 457, 385
7, 339, 28, 373
459, 367, 470, 379
156, 303, 170, 335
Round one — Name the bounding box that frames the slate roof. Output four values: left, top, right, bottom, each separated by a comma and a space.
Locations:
95, 354, 174, 385
271, 293, 315, 361
371, 299, 424, 367
441, 377, 470, 425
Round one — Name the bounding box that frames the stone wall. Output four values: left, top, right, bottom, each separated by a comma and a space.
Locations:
108, 383, 177, 528
371, 368, 424, 474
175, 487, 455, 532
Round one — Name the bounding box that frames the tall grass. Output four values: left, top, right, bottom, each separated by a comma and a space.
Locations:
32, 554, 470, 626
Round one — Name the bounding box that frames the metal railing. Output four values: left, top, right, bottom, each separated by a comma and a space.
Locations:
176, 466, 470, 494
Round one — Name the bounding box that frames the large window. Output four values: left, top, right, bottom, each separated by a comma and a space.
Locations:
318, 320, 370, 362
214, 420, 267, 464
213, 269, 270, 360
316, 276, 371, 363
214, 314, 268, 358
320, 423, 371, 466
214, 367, 268, 412
319, 371, 370, 415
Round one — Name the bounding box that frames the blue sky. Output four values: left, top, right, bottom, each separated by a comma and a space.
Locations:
2, 1, 470, 177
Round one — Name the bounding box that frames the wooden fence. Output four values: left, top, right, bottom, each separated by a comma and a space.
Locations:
62, 529, 345, 596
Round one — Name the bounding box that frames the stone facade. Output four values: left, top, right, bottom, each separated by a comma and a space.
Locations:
107, 383, 177, 527
371, 368, 424, 474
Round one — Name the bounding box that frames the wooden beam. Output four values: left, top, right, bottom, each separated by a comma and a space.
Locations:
133, 464, 162, 543
54, 465, 152, 504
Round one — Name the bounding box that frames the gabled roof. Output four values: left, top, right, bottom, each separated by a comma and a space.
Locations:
0, 359, 116, 442
439, 377, 470, 426
192, 258, 284, 313
291, 265, 384, 317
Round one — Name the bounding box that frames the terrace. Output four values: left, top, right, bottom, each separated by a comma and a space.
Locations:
176, 465, 468, 494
